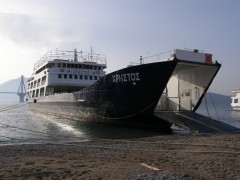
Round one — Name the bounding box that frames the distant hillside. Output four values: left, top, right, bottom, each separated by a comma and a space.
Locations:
0, 77, 27, 101
204, 92, 231, 104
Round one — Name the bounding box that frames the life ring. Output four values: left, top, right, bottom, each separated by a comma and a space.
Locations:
60, 68, 64, 72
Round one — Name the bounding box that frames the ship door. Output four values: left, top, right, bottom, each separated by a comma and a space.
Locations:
179, 88, 192, 110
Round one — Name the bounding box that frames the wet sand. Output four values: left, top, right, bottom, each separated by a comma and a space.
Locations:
0, 134, 239, 179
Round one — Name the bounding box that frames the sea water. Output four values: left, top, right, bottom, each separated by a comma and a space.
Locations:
0, 101, 239, 145
0, 102, 165, 145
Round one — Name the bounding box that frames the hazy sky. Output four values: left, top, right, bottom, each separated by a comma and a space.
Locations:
0, 0, 239, 95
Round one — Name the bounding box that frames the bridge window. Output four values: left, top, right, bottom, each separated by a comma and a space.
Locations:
84, 75, 88, 80
69, 74, 73, 79
57, 63, 61, 67
58, 74, 62, 78
74, 75, 78, 79
79, 75, 83, 79
67, 64, 71, 68
89, 76, 93, 80
62, 63, 66, 68
64, 74, 67, 79
98, 66, 101, 70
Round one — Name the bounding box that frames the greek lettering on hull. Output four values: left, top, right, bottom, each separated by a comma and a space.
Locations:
112, 73, 140, 83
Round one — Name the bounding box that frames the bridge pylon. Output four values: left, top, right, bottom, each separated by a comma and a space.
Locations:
17, 75, 26, 102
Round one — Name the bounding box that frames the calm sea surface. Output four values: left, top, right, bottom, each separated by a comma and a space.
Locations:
0, 101, 239, 145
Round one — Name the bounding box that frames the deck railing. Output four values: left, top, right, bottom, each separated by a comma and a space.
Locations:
34, 50, 107, 71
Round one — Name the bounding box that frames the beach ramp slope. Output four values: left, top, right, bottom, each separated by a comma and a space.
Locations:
154, 111, 240, 134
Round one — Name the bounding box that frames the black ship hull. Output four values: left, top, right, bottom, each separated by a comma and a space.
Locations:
29, 60, 177, 128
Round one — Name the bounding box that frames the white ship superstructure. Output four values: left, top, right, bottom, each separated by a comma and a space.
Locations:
231, 89, 240, 111
27, 49, 107, 99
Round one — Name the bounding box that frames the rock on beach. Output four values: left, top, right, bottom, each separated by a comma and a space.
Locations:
0, 134, 239, 179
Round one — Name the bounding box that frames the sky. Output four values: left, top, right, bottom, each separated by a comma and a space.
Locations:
0, 0, 239, 95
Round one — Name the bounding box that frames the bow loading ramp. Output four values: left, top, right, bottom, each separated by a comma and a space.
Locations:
154, 111, 240, 134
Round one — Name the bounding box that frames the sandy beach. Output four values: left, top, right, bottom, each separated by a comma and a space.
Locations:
0, 134, 239, 179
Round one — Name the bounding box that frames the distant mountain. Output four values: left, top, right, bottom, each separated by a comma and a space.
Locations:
204, 92, 231, 104
0, 77, 27, 101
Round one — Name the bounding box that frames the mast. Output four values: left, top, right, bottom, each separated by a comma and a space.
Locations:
90, 46, 93, 62
74, 48, 78, 62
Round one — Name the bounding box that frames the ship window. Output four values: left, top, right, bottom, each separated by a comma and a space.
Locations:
64, 74, 67, 79
86, 65, 89, 69
69, 74, 73, 79
67, 64, 71, 68
79, 75, 83, 79
89, 65, 93, 69
94, 66, 97, 70
58, 63, 61, 67
94, 76, 98, 80
62, 63, 66, 68
98, 66, 101, 70
58, 74, 62, 78
74, 75, 78, 79
84, 75, 88, 80
234, 99, 238, 103
71, 64, 74, 68
79, 64, 82, 69
89, 76, 93, 80
74, 64, 78, 69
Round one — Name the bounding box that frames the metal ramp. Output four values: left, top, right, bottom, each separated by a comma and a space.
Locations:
154, 111, 240, 134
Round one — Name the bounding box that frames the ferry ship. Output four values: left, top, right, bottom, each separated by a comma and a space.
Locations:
27, 48, 221, 129
231, 89, 240, 111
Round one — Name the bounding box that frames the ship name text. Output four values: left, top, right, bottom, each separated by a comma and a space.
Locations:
112, 73, 140, 83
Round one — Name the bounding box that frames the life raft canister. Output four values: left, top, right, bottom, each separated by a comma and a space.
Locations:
60, 68, 64, 72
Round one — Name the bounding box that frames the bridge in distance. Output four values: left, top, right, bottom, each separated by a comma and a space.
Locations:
0, 75, 26, 102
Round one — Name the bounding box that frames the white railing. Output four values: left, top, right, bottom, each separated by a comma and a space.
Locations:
129, 50, 174, 66
34, 49, 107, 71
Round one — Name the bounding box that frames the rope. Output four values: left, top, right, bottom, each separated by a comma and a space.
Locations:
0, 102, 87, 141
0, 102, 28, 113
204, 89, 211, 118
208, 89, 221, 121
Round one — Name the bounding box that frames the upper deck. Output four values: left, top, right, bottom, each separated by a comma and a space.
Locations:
34, 49, 107, 71
129, 49, 214, 66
